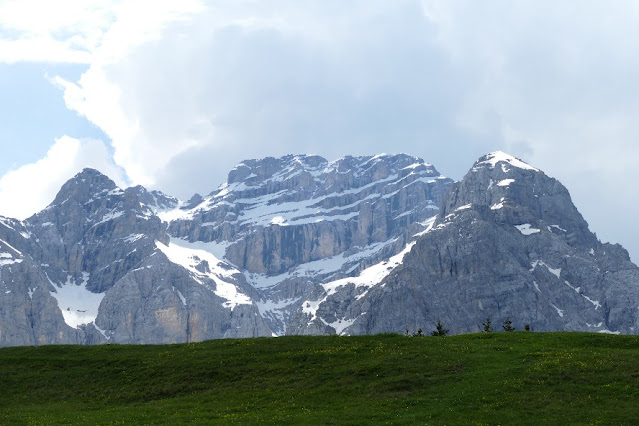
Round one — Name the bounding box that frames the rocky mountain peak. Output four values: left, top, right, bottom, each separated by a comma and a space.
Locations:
227, 154, 328, 185
1, 151, 639, 347
158, 152, 453, 331
342, 152, 639, 337
471, 151, 540, 173
50, 168, 118, 207
23, 169, 170, 294
439, 151, 594, 248
33, 170, 170, 229
325, 153, 438, 182
222, 153, 440, 193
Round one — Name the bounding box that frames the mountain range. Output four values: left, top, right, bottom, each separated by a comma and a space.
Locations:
1, 151, 637, 346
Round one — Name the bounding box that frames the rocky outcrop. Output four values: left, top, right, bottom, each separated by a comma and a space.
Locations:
0, 221, 80, 345
0, 151, 637, 346
165, 154, 450, 273
311, 152, 639, 335
159, 154, 452, 334
0, 168, 277, 346
95, 251, 272, 344
27, 169, 170, 293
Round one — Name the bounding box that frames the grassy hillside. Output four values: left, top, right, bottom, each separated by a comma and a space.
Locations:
1, 332, 638, 424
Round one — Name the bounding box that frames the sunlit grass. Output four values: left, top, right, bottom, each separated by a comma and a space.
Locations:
1, 332, 638, 424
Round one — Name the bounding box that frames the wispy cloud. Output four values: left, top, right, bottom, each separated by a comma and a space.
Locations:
0, 0, 114, 63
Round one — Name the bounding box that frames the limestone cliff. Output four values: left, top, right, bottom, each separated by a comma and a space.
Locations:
0, 152, 637, 346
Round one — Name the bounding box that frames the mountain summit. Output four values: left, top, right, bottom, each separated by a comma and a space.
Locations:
0, 152, 637, 346
335, 151, 639, 335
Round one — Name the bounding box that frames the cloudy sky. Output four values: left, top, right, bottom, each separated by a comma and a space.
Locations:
1, 0, 638, 262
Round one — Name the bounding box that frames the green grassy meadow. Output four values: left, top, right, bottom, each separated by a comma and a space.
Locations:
1, 332, 638, 424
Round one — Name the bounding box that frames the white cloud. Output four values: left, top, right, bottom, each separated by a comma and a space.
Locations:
0, 0, 115, 63
0, 136, 125, 219
0, 0, 203, 64
0, 38, 91, 64
48, 0, 208, 186
419, 0, 639, 260
1, 1, 639, 261
0, 0, 206, 215
52, 0, 475, 196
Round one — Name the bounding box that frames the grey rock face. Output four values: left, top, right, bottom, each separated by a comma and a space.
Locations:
27, 169, 170, 293
0, 168, 275, 346
325, 152, 639, 335
161, 154, 452, 334
95, 252, 271, 344
167, 154, 449, 274
0, 220, 79, 346
1, 151, 638, 346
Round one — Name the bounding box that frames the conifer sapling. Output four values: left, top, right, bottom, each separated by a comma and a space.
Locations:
431, 319, 449, 336
502, 317, 515, 332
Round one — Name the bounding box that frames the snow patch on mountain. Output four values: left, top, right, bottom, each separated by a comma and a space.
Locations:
490, 198, 506, 210
530, 260, 561, 278
0, 252, 22, 266
515, 224, 541, 235
170, 238, 232, 262
326, 317, 357, 335
0, 217, 15, 230
414, 216, 437, 237
156, 202, 194, 222
302, 238, 418, 325
0, 238, 24, 266
0, 238, 22, 256
255, 297, 302, 335
245, 238, 400, 290
48, 272, 104, 328
93, 210, 124, 226
474, 151, 540, 172
497, 179, 516, 187
123, 234, 146, 244
155, 240, 252, 310
322, 240, 416, 297
551, 304, 564, 317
